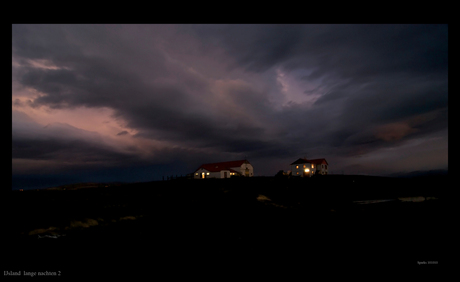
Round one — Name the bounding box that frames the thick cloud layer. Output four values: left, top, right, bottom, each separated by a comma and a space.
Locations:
12, 24, 448, 187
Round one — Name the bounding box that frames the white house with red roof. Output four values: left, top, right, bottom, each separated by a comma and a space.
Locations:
194, 160, 254, 179
290, 158, 328, 177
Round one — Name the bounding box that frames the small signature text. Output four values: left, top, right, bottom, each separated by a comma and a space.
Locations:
4, 270, 61, 277
417, 261, 438, 265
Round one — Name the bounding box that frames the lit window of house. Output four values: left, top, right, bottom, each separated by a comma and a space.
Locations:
296, 165, 299, 169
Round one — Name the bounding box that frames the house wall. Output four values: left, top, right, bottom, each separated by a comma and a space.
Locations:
194, 168, 207, 179
291, 163, 314, 177
314, 163, 328, 175
231, 163, 254, 177
220, 170, 232, 178
193, 168, 220, 179
208, 172, 221, 178
319, 163, 328, 175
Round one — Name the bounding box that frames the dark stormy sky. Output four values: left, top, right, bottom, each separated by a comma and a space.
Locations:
12, 24, 448, 189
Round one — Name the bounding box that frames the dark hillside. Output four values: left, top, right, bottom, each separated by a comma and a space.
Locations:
5, 175, 442, 277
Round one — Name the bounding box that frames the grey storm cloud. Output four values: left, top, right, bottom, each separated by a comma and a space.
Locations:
13, 25, 275, 156
12, 24, 448, 177
12, 111, 137, 166
189, 24, 448, 77
116, 131, 129, 136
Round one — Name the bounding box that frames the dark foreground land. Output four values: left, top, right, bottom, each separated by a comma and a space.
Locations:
5, 175, 443, 277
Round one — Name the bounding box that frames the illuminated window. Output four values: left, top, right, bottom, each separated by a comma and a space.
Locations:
305, 168, 309, 172
296, 172, 299, 175
195, 173, 198, 175
296, 165, 299, 169
312, 164, 314, 168
206, 172, 210, 175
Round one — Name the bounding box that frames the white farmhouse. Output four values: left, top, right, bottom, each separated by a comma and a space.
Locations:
290, 158, 328, 177
194, 160, 254, 179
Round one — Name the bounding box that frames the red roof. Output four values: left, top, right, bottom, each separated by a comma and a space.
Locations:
196, 160, 250, 172
290, 158, 309, 165
309, 158, 328, 165
290, 158, 328, 165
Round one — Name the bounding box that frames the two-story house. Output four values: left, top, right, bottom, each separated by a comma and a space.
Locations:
290, 158, 328, 177
193, 159, 254, 179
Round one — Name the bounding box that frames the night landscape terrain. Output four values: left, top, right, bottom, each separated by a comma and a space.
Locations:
10, 24, 447, 277
6, 173, 444, 277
